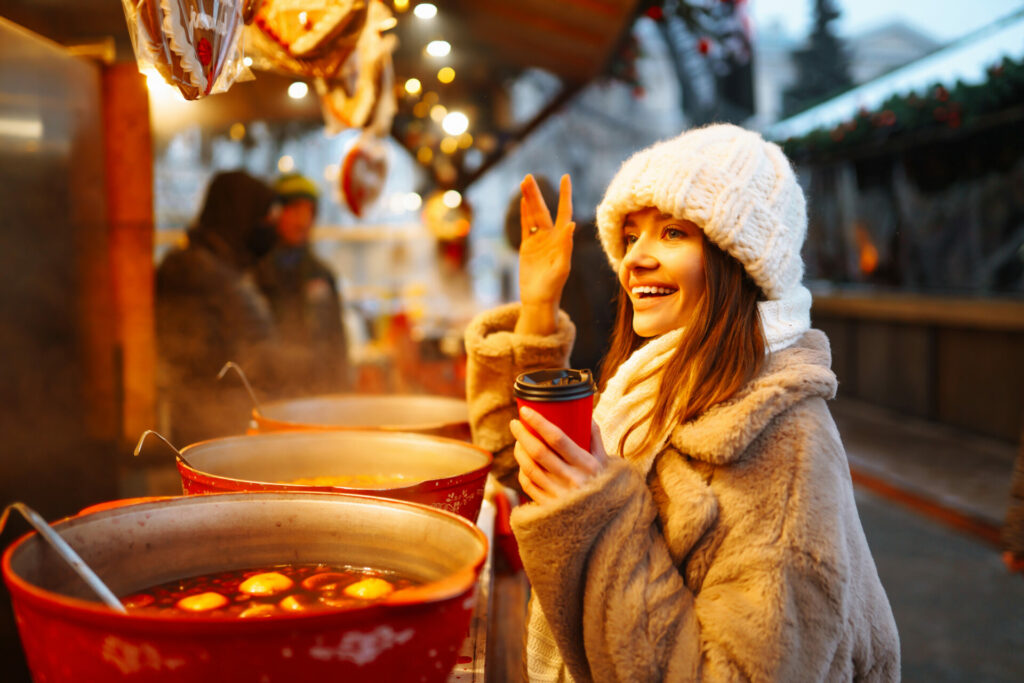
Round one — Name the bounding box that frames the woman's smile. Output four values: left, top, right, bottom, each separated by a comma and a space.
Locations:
629, 283, 679, 310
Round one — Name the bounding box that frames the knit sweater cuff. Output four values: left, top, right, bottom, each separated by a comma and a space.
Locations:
464, 302, 576, 480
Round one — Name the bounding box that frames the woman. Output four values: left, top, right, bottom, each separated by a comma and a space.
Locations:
465, 125, 900, 681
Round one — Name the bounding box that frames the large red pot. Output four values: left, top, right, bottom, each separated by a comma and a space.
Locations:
253, 394, 471, 440
3, 492, 487, 682
177, 430, 491, 521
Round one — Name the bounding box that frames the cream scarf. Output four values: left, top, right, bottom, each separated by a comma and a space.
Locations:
525, 327, 686, 682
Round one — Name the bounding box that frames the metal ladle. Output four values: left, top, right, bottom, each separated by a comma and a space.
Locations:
0, 503, 127, 613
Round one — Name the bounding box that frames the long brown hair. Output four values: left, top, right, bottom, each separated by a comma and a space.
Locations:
597, 234, 766, 456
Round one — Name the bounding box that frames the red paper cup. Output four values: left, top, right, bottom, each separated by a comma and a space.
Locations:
513, 369, 595, 451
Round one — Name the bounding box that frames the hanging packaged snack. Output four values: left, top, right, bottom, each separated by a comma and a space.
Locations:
246, 0, 368, 81
339, 133, 388, 218
317, 0, 397, 134
120, 0, 252, 100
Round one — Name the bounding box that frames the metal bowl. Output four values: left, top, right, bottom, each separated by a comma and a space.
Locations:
253, 394, 471, 440
177, 430, 491, 521
2, 492, 487, 682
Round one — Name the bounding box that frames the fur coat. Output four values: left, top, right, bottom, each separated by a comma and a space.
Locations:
465, 303, 900, 682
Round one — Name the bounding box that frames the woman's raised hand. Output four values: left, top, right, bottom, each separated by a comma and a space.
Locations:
514, 173, 574, 336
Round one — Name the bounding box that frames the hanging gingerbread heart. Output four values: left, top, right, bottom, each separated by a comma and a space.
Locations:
125, 0, 246, 100
340, 134, 388, 218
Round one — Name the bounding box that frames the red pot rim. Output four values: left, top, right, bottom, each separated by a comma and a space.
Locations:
2, 493, 487, 632
178, 431, 492, 495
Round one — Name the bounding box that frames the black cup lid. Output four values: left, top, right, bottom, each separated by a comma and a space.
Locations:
513, 368, 595, 402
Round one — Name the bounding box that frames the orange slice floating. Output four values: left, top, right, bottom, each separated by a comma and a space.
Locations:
343, 577, 394, 600
239, 572, 294, 597
176, 591, 229, 612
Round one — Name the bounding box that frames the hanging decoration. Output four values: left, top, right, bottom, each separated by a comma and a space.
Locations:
421, 191, 473, 242
241, 0, 264, 23
317, 0, 398, 134
335, 2, 397, 219
245, 0, 368, 80
121, 0, 252, 100
339, 134, 389, 217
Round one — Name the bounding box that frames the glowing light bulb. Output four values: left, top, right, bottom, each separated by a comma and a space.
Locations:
413, 3, 437, 19
425, 40, 450, 57
403, 192, 423, 211
287, 81, 309, 99
442, 111, 468, 136
442, 190, 462, 208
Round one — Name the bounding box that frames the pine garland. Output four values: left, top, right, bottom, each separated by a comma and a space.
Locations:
780, 56, 1024, 161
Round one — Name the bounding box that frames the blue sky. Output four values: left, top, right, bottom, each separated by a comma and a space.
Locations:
749, 0, 1023, 42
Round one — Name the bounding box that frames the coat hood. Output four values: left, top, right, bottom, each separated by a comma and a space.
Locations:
191, 171, 276, 268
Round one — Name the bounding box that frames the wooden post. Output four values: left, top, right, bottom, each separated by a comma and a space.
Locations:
102, 63, 156, 445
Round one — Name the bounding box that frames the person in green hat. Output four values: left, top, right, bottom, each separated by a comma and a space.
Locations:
255, 172, 350, 396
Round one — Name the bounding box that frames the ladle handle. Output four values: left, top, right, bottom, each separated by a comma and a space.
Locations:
0, 503, 127, 613
217, 361, 260, 409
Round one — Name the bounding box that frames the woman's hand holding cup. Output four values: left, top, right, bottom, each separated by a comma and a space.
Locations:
511, 369, 605, 504
515, 173, 575, 336
510, 408, 608, 505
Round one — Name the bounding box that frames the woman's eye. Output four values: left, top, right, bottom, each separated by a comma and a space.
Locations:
664, 227, 685, 240
623, 233, 638, 247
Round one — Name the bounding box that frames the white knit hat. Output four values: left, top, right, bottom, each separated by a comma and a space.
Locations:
595, 124, 812, 352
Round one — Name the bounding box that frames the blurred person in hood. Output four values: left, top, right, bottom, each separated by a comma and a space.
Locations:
155, 170, 280, 445
254, 172, 350, 396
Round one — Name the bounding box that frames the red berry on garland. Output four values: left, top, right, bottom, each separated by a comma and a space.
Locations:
197, 37, 212, 67
644, 6, 664, 21
697, 37, 711, 55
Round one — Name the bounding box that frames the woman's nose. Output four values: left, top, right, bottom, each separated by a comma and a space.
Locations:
622, 235, 658, 270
